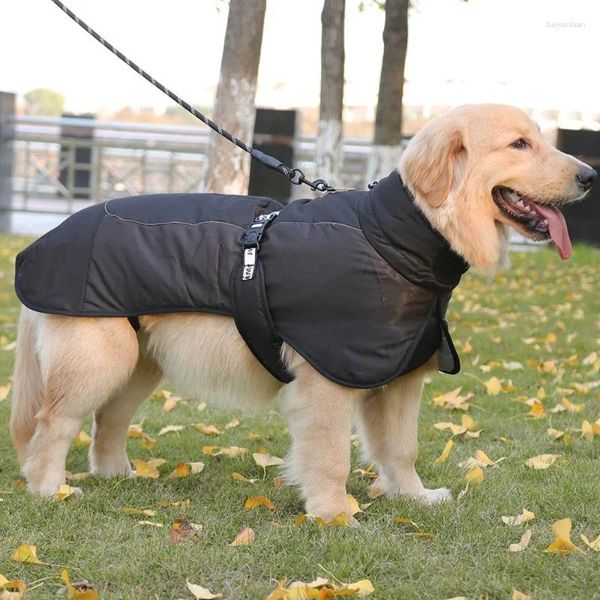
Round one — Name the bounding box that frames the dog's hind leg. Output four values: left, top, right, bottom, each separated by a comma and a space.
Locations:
90, 336, 163, 477
22, 316, 139, 496
356, 358, 451, 505
10, 308, 45, 466
282, 361, 366, 523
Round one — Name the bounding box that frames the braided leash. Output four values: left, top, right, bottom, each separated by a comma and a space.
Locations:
49, 0, 335, 193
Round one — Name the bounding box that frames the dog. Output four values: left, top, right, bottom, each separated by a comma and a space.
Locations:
9, 104, 596, 522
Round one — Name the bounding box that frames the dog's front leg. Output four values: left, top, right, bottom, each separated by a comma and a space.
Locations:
357, 359, 452, 505
282, 362, 365, 524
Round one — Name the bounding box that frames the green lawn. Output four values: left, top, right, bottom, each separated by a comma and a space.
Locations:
1, 235, 600, 599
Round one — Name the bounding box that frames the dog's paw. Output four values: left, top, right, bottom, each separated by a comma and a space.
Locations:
418, 487, 452, 505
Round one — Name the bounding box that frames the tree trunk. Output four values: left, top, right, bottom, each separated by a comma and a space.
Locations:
203, 0, 267, 194
316, 0, 345, 188
366, 0, 409, 185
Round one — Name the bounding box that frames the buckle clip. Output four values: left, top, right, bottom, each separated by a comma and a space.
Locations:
240, 211, 280, 281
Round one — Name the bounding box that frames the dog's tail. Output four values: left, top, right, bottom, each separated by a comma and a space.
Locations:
10, 307, 44, 466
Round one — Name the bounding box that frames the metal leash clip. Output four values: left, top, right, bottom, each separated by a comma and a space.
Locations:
241, 211, 280, 280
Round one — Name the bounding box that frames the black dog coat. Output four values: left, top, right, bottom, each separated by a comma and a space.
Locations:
15, 172, 469, 388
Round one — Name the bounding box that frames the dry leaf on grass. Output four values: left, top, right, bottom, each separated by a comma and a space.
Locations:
11, 544, 42, 564
244, 495, 275, 511
170, 517, 202, 543
138, 520, 163, 527
231, 472, 257, 484
525, 454, 559, 470
158, 425, 185, 436
580, 532, 600, 551
53, 484, 82, 501
547, 428, 565, 440
527, 400, 546, 419
512, 589, 531, 600
120, 507, 157, 517
509, 529, 532, 552
265, 577, 374, 599
194, 423, 222, 436
485, 377, 502, 395
432, 387, 473, 410
434, 439, 454, 464
168, 463, 191, 478
0, 575, 26, 599
186, 580, 222, 599
74, 431, 91, 447
132, 458, 165, 478
0, 383, 11, 402
229, 527, 255, 546
202, 445, 247, 458
544, 518, 582, 555
347, 494, 362, 516
294, 513, 350, 528
225, 418, 240, 429
465, 466, 484, 484
253, 452, 284, 469
502, 509, 535, 526
61, 569, 100, 599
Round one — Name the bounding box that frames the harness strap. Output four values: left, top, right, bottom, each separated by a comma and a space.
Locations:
231, 213, 294, 383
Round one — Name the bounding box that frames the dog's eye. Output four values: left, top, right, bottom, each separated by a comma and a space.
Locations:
510, 138, 529, 150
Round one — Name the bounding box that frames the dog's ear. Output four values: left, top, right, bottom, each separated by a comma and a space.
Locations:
401, 125, 465, 208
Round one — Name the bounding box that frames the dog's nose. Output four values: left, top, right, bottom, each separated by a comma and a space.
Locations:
576, 165, 598, 191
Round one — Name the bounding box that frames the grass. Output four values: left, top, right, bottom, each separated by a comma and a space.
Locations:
1, 235, 600, 599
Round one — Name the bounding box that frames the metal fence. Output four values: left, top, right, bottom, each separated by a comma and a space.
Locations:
0, 109, 374, 234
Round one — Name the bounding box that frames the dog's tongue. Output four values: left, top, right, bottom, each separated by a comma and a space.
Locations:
532, 203, 572, 260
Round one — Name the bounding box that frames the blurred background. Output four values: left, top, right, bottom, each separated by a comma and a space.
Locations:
0, 0, 598, 239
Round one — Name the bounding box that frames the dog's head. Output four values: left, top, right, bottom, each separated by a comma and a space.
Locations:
399, 104, 597, 272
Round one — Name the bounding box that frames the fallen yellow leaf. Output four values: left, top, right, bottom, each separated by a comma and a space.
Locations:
231, 472, 257, 484
244, 495, 275, 511
527, 400, 546, 419
347, 494, 362, 516
61, 569, 100, 599
547, 428, 565, 440
120, 507, 157, 517
545, 518, 582, 555
435, 439, 454, 464
186, 580, 222, 599
0, 576, 26, 598
53, 484, 81, 501
132, 458, 164, 479
502, 509, 535, 526
580, 533, 600, 551
11, 544, 41, 564
168, 463, 190, 479
170, 517, 201, 543
432, 387, 473, 410
225, 418, 240, 429
512, 589, 531, 600
485, 377, 502, 395
74, 431, 91, 447
561, 397, 584, 413
465, 466, 484, 484
229, 527, 255, 546
581, 420, 594, 440
194, 423, 222, 436
158, 425, 185, 436
525, 454, 560, 470
253, 452, 284, 470
0, 383, 11, 403
509, 528, 532, 552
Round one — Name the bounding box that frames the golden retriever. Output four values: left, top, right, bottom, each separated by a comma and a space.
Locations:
9, 104, 596, 522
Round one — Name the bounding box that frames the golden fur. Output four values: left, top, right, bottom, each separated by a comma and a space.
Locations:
10, 104, 593, 521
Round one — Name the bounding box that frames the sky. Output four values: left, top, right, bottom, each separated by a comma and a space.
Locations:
2, 0, 599, 115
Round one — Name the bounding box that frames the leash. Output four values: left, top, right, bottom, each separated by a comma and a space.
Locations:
49, 0, 336, 193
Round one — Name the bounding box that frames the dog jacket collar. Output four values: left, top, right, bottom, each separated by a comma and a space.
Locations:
15, 172, 468, 389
